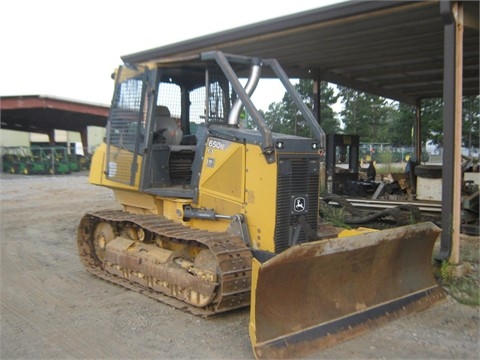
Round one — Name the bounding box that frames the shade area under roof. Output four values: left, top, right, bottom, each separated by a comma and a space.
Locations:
123, 0, 479, 106
1, 95, 109, 148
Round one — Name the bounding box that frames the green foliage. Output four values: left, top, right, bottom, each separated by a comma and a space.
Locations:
437, 234, 480, 307
447, 277, 480, 306
262, 80, 479, 150
420, 98, 444, 145
440, 260, 452, 281
263, 80, 341, 137
408, 209, 418, 225
320, 205, 351, 229
388, 103, 415, 146
463, 96, 480, 150
438, 260, 480, 306
419, 96, 479, 149
337, 86, 394, 143
378, 151, 395, 173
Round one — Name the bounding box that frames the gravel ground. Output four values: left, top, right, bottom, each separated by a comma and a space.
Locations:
1, 173, 478, 359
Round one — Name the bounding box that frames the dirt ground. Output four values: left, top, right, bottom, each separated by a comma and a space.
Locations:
1, 173, 478, 359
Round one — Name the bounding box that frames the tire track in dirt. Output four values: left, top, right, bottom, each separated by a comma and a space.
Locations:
1, 238, 126, 359
1, 175, 126, 359
1, 173, 478, 360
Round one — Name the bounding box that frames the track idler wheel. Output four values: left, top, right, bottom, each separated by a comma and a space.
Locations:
92, 221, 115, 264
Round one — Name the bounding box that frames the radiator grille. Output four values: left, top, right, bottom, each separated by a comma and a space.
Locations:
275, 157, 319, 253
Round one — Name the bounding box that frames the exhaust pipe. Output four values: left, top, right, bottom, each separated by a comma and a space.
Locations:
228, 58, 261, 125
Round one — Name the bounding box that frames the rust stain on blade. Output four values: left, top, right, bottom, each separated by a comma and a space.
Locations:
250, 222, 445, 359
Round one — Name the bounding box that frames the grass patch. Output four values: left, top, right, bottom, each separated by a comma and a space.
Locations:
436, 235, 480, 306
443, 276, 480, 306
378, 151, 396, 174
437, 263, 480, 306
320, 205, 351, 229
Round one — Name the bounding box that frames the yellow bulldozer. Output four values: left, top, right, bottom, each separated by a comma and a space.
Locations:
77, 51, 444, 359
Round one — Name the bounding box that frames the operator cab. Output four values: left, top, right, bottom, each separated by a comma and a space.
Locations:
103, 52, 325, 200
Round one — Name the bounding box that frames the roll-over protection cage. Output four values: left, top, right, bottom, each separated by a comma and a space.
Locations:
104, 51, 325, 187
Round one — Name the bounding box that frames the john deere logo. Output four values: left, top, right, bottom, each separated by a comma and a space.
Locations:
294, 197, 306, 212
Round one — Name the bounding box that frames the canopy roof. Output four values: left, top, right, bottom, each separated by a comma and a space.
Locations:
123, 0, 479, 106
0, 95, 108, 134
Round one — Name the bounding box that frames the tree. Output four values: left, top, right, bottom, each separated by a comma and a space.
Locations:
338, 86, 393, 143
462, 96, 479, 152
402, 96, 478, 151
420, 98, 444, 145
388, 103, 432, 146
294, 80, 341, 134
388, 103, 415, 146
263, 80, 340, 136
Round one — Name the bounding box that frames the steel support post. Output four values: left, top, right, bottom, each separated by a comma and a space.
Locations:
438, 2, 463, 264
415, 99, 422, 164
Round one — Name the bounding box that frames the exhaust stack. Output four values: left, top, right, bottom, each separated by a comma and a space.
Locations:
228, 58, 261, 125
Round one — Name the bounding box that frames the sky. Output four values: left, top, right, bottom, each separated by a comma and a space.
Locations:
0, 0, 346, 108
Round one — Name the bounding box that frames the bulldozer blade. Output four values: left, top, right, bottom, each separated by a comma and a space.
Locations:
249, 222, 445, 359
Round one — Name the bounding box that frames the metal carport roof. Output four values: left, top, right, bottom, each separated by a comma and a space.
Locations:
0, 95, 109, 148
122, 0, 478, 105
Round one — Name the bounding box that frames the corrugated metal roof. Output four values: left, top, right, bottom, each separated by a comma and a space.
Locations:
122, 0, 479, 105
0, 95, 108, 134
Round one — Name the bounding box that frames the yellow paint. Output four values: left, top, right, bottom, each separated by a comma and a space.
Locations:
89, 143, 142, 192
249, 257, 261, 349
338, 227, 378, 238
114, 189, 157, 214
194, 139, 278, 251
161, 197, 190, 222
199, 138, 245, 203
114, 189, 191, 223
90, 134, 279, 252
192, 138, 246, 232
243, 144, 277, 252
90, 143, 193, 223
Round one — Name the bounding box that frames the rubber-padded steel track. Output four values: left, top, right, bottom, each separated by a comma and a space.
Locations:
77, 210, 252, 317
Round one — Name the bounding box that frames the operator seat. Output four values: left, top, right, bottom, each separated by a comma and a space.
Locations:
153, 106, 183, 145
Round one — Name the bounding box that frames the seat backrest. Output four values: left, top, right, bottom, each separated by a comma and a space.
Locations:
154, 106, 183, 145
